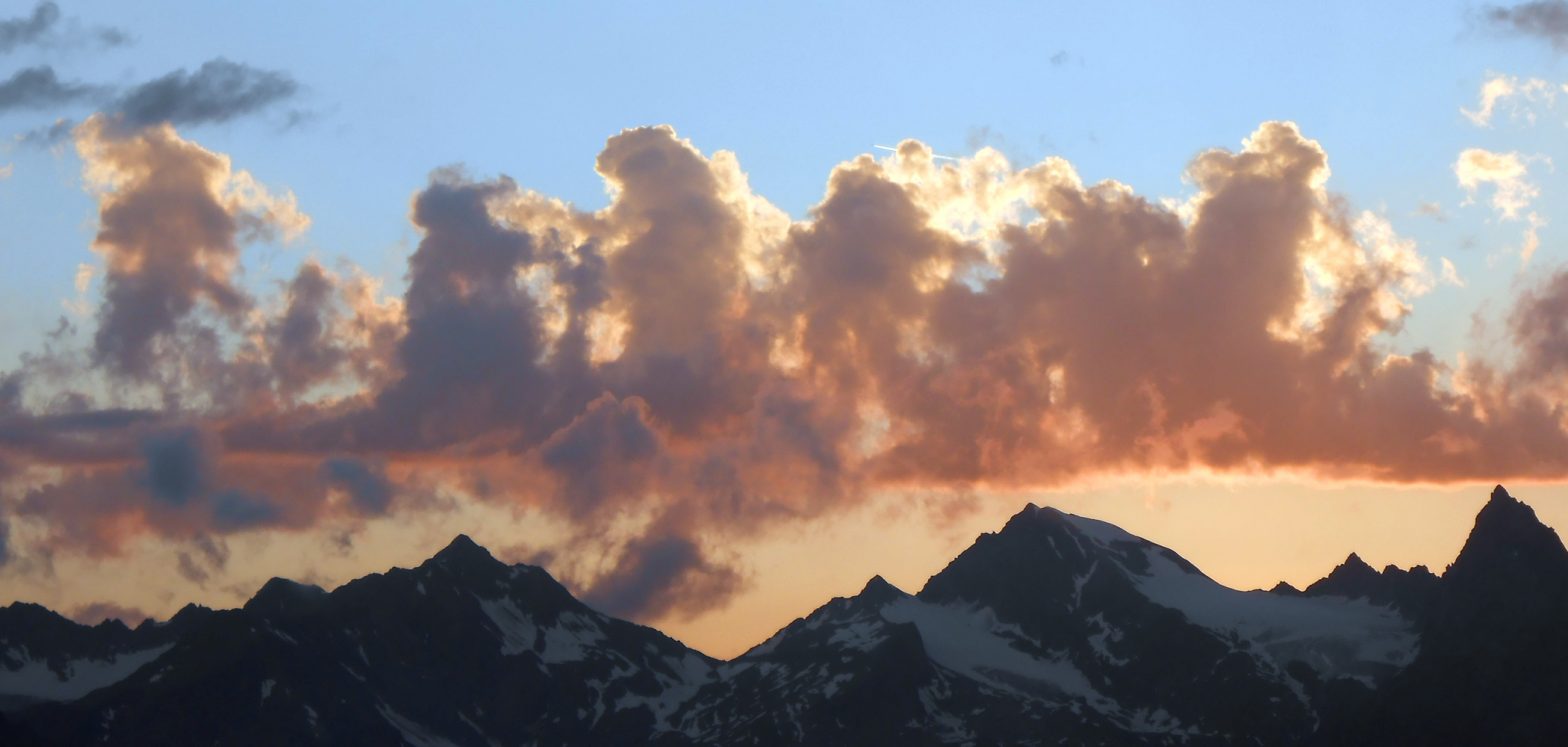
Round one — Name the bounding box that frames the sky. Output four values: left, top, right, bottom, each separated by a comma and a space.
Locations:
1, 1, 1567, 658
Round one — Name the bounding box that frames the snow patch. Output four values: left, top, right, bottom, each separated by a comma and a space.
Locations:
882, 598, 1115, 711
1062, 513, 1419, 683
0, 644, 171, 702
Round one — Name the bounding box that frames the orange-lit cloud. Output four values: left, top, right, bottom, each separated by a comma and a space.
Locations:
3, 120, 1568, 620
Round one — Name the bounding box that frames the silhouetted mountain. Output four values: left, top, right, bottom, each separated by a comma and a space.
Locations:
2, 485, 1564, 744
1322, 486, 1568, 746
1296, 553, 1440, 621
0, 601, 212, 712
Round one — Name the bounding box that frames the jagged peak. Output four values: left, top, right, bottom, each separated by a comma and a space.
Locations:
1335, 552, 1377, 575
1448, 484, 1568, 583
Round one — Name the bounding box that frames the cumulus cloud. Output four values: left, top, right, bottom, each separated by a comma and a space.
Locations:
73, 114, 308, 381
1485, 1, 1568, 51
0, 163, 12, 180
5, 121, 1568, 621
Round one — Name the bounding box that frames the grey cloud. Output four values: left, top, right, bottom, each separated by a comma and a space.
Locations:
269, 261, 346, 397
211, 490, 282, 531
0, 66, 102, 111
1485, 1, 1568, 50
320, 458, 393, 515
15, 117, 74, 148
0, 2, 130, 54
136, 428, 208, 507
112, 58, 299, 130
0, 2, 58, 53
582, 534, 742, 620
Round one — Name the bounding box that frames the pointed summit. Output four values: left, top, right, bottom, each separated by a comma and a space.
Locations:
857, 575, 908, 606
434, 533, 498, 567
1447, 485, 1568, 587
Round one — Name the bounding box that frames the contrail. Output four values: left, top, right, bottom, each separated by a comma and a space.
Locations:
874, 144, 961, 162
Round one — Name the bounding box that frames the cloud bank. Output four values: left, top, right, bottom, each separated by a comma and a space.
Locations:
3, 120, 1568, 619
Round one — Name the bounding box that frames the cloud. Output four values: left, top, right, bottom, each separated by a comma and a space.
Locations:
0, 2, 58, 53
1454, 147, 1541, 219
136, 428, 210, 507
1461, 73, 1558, 126
0, 2, 129, 54
1510, 269, 1568, 385
1440, 257, 1467, 287
320, 457, 393, 515
0, 163, 11, 180
582, 534, 743, 620
110, 58, 299, 130
0, 66, 103, 112
1415, 201, 1447, 221
15, 117, 75, 148
73, 114, 308, 381
6, 121, 1568, 621
1484, 1, 1568, 51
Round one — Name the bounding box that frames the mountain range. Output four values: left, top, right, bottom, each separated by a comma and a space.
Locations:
2, 485, 1565, 745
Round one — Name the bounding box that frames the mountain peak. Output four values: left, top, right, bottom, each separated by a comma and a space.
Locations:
1000, 502, 1065, 531
858, 575, 907, 605
434, 533, 497, 566
244, 577, 328, 619
1447, 485, 1568, 587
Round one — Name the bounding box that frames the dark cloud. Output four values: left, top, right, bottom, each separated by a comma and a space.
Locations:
268, 261, 346, 397
111, 58, 299, 130
320, 458, 393, 515
211, 489, 282, 531
582, 534, 742, 620
1484, 1, 1568, 50
0, 2, 129, 54
136, 428, 209, 507
0, 2, 58, 53
0, 66, 102, 111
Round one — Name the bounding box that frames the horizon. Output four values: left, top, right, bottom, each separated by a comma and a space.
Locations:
16, 481, 1558, 661
3, 0, 1568, 663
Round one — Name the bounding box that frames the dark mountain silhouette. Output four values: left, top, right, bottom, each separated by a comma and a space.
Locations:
1319, 485, 1568, 746
2, 486, 1564, 745
1292, 552, 1441, 621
